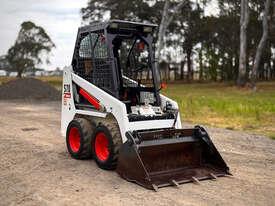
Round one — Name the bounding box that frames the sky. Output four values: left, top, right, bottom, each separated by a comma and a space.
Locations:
0, 0, 87, 70
0, 0, 218, 71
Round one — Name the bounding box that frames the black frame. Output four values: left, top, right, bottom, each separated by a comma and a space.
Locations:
72, 20, 160, 104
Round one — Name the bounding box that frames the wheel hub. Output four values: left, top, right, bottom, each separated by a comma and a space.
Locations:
69, 127, 81, 152
95, 132, 109, 161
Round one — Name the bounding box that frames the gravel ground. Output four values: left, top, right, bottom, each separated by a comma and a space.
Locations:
0, 100, 274, 206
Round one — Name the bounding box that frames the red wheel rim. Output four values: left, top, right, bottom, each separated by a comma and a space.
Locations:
95, 132, 109, 161
69, 127, 81, 152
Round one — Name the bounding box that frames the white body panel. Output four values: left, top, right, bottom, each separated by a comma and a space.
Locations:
61, 67, 76, 137
128, 119, 175, 131
61, 66, 182, 143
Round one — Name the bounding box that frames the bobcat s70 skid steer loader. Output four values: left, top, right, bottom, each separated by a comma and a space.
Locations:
61, 20, 231, 191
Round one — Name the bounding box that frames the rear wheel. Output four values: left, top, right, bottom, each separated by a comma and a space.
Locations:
66, 118, 94, 159
92, 122, 122, 170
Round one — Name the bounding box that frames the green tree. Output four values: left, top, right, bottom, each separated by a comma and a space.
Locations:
82, 0, 211, 77
251, 0, 272, 89
6, 21, 55, 77
81, 0, 275, 83
168, 1, 210, 80
218, 0, 275, 84
0, 55, 10, 71
81, 0, 162, 23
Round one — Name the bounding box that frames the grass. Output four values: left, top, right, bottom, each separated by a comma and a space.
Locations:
1, 76, 275, 139
0, 76, 15, 85
162, 82, 275, 139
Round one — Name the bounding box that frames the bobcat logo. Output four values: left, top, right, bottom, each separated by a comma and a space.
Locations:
63, 84, 71, 104
64, 84, 70, 93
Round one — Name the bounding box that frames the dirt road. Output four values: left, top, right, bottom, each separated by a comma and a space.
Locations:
0, 101, 274, 206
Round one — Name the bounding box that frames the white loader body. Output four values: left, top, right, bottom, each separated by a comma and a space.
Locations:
62, 20, 230, 191
61, 66, 182, 143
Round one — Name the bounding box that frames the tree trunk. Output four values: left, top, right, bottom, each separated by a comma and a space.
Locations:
228, 54, 234, 81
237, 0, 249, 87
199, 49, 203, 81
146, 70, 150, 80
234, 54, 239, 80
156, 0, 170, 61
17, 68, 23, 78
251, 0, 271, 89
156, 0, 187, 62
17, 72, 22, 78
187, 49, 192, 81
180, 60, 185, 80
167, 65, 170, 81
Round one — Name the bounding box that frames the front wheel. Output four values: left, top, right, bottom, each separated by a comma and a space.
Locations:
91, 122, 122, 170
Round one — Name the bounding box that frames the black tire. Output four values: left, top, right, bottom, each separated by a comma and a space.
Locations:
66, 118, 94, 159
91, 121, 122, 170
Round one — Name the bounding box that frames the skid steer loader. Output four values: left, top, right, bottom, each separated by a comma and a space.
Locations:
61, 20, 231, 190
